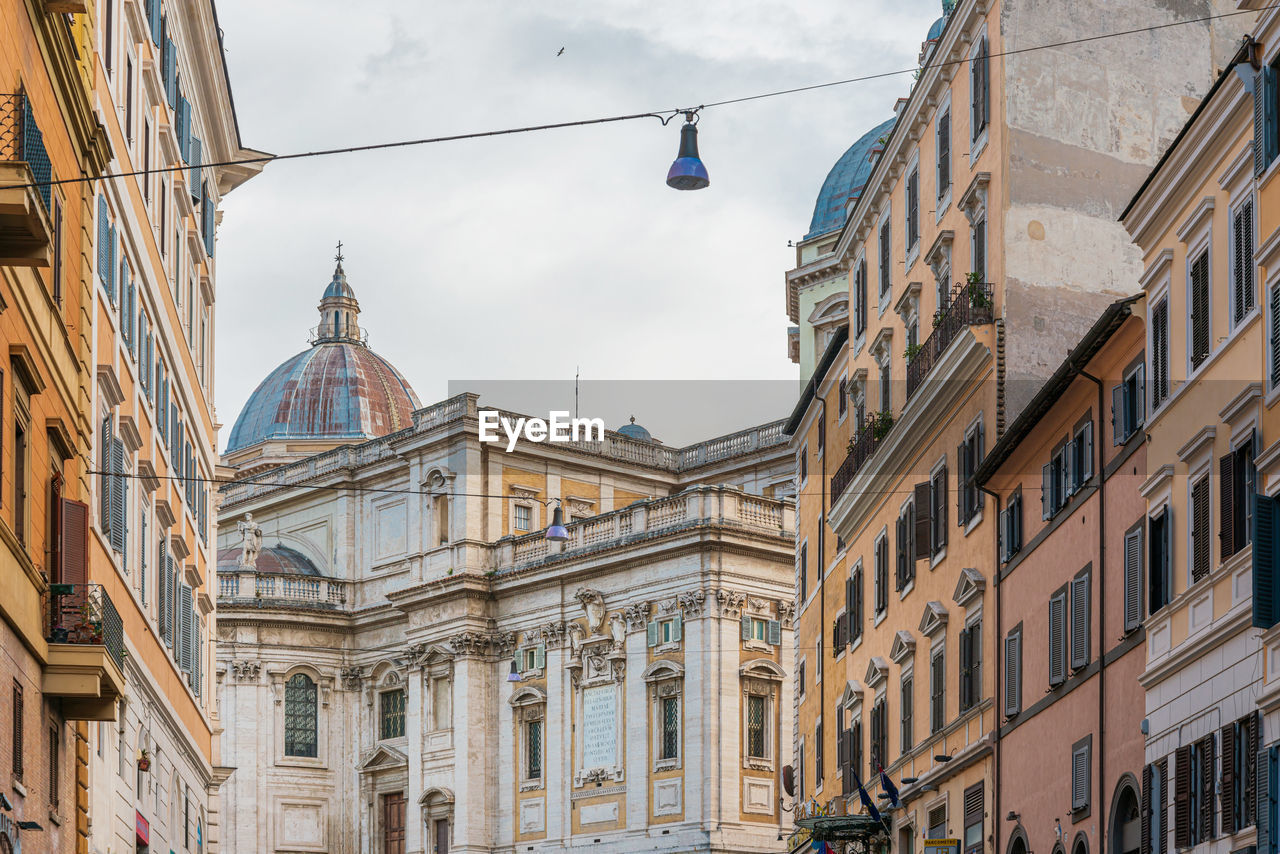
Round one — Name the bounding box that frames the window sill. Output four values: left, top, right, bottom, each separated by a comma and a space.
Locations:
906, 244, 921, 273
11, 780, 26, 798
935, 190, 952, 224
963, 509, 984, 537
520, 779, 544, 792
874, 610, 887, 628
743, 639, 774, 653
654, 642, 681, 654
745, 758, 775, 772
276, 755, 326, 771
654, 758, 681, 773
899, 579, 916, 600
969, 128, 989, 166
929, 548, 947, 570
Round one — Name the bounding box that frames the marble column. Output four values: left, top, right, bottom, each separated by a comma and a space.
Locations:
625, 622, 648, 830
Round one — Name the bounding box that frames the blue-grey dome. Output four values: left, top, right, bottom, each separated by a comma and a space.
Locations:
323, 263, 356, 300
927, 15, 946, 41
805, 117, 897, 240
617, 417, 652, 442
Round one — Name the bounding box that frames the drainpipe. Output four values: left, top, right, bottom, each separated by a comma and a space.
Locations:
978, 483, 1002, 854
1080, 371, 1106, 854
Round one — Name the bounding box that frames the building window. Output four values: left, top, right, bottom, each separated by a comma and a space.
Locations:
971, 36, 990, 141
1069, 569, 1090, 671
815, 719, 824, 786
1071, 735, 1092, 814
660, 696, 679, 760
1176, 734, 1215, 844
1048, 587, 1068, 686
1148, 508, 1172, 615
900, 674, 913, 752
1221, 432, 1258, 560
742, 616, 780, 646
525, 718, 543, 780
880, 217, 892, 297
906, 167, 920, 251
1189, 248, 1211, 369
958, 419, 984, 525
879, 359, 891, 415
855, 257, 868, 337
746, 694, 767, 758
1112, 361, 1145, 444
1257, 61, 1280, 175
928, 804, 947, 840
284, 673, 318, 758
647, 616, 682, 647
513, 503, 531, 532
1232, 198, 1255, 326
937, 109, 951, 199
380, 689, 406, 740
48, 725, 59, 810
1143, 759, 1168, 854
971, 217, 986, 283
1151, 298, 1170, 409
799, 541, 808, 601
929, 646, 945, 733
431, 677, 451, 730
895, 500, 915, 592
838, 377, 848, 419
848, 565, 864, 644
964, 783, 984, 854
1189, 474, 1211, 585
1122, 524, 1143, 633
869, 696, 887, 769
798, 660, 806, 699
959, 620, 981, 712
11, 681, 22, 779
1003, 626, 1022, 717
1271, 281, 1280, 388
999, 489, 1023, 563
1222, 712, 1259, 834
874, 534, 889, 615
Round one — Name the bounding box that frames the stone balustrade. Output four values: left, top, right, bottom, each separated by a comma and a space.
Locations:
217, 571, 348, 607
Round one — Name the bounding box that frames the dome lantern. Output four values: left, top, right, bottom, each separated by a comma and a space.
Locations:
314, 241, 363, 345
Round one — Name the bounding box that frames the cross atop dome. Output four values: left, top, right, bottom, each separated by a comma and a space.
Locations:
334, 240, 344, 270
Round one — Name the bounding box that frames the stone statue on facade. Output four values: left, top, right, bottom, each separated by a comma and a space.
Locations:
608, 613, 626, 652
575, 588, 607, 635
237, 513, 263, 568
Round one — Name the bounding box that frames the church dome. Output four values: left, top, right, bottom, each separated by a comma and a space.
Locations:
217, 544, 322, 576
805, 117, 897, 240
226, 256, 421, 453
617, 416, 652, 442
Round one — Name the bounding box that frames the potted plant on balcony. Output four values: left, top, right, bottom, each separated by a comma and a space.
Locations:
965, 271, 992, 308
904, 342, 924, 363
76, 599, 104, 645
137, 749, 150, 772
867, 410, 895, 441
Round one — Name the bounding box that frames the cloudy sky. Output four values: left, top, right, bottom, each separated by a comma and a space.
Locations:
212, 0, 941, 449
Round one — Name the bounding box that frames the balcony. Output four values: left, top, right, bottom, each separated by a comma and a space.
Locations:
906, 280, 994, 400
217, 571, 348, 609
831, 413, 895, 504
0, 93, 54, 267
43, 583, 126, 721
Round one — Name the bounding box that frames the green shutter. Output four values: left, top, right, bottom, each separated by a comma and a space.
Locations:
672, 614, 682, 642
1254, 493, 1280, 628
741, 614, 751, 641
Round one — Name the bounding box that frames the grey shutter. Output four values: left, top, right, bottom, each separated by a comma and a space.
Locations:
1063, 438, 1077, 498
741, 614, 751, 641
1190, 253, 1211, 367
188, 136, 201, 199
1049, 592, 1066, 686
1042, 463, 1052, 520
1003, 630, 1020, 717
1124, 529, 1143, 632
1081, 422, 1094, 483
1135, 364, 1146, 427
1222, 452, 1237, 561
109, 438, 126, 552
998, 506, 1009, 563
1142, 764, 1153, 854
1192, 477, 1211, 582
915, 482, 932, 559
767, 620, 781, 645
534, 644, 546, 669
1256, 493, 1280, 629
647, 621, 658, 647
179, 583, 193, 675
158, 538, 169, 642
1113, 384, 1124, 445
1070, 572, 1090, 670
1257, 64, 1269, 176
1072, 741, 1090, 811
1259, 745, 1274, 854
96, 195, 108, 283
1224, 723, 1238, 835
672, 615, 682, 642
959, 626, 972, 710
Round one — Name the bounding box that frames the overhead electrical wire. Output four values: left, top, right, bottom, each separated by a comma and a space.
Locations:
4, 2, 1270, 193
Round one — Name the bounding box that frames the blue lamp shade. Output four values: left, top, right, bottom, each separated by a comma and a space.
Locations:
545, 505, 569, 542
507, 659, 523, 682
666, 121, 710, 190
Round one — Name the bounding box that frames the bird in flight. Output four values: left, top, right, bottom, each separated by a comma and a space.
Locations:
557, 47, 565, 56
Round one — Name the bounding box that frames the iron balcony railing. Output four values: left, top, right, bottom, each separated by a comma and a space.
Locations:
46, 583, 126, 669
906, 280, 994, 400
0, 92, 52, 210
831, 412, 896, 503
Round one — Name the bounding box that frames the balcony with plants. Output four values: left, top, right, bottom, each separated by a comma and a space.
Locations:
0, 91, 55, 267
44, 582, 126, 720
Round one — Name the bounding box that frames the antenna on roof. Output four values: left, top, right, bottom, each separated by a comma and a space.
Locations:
574, 366, 580, 420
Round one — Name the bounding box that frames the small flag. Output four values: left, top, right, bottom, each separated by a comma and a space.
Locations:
851, 769, 883, 823
878, 761, 900, 808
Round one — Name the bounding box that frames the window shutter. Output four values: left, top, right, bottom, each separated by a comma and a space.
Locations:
1112, 384, 1124, 445
647, 621, 658, 647
1080, 422, 1094, 483
1175, 745, 1192, 847
1201, 735, 1216, 841
959, 626, 973, 710
1142, 764, 1153, 854
107, 223, 117, 305
1222, 451, 1239, 561
838, 726, 850, 793
1191, 477, 1211, 582
672, 615, 682, 642
1257, 65, 1270, 176
96, 195, 109, 283
901, 677, 913, 751
109, 438, 126, 552
895, 514, 906, 591
1042, 463, 1052, 520
1070, 573, 1090, 670
1273, 284, 1280, 387
1049, 592, 1066, 686
937, 465, 949, 551
767, 620, 781, 646
1072, 742, 1089, 811
980, 38, 990, 131
1124, 529, 1143, 632
1256, 494, 1280, 629
189, 136, 201, 198
915, 482, 932, 559
1260, 745, 1276, 854
158, 538, 168, 642
937, 110, 950, 196
1250, 713, 1262, 828
999, 506, 1009, 563
534, 644, 546, 670
1003, 631, 1020, 717
1235, 201, 1256, 323
1190, 253, 1211, 367
1224, 723, 1238, 835
59, 499, 88, 587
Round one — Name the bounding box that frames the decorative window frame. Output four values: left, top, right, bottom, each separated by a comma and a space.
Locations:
740, 658, 784, 771
643, 661, 684, 771
370, 664, 407, 744
906, 152, 923, 270
1180, 208, 1214, 382
853, 248, 870, 350
1226, 189, 1260, 334
510, 686, 547, 790
952, 568, 985, 614
270, 664, 331, 769
1262, 229, 1280, 402
878, 203, 894, 315
509, 485, 541, 535
918, 600, 949, 639
967, 23, 990, 164
935, 91, 954, 222
890, 630, 916, 665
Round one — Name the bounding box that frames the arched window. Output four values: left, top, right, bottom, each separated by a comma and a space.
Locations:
284, 673, 318, 757
1072, 832, 1089, 854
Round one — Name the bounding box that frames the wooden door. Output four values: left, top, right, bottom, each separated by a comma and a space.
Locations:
381, 792, 405, 854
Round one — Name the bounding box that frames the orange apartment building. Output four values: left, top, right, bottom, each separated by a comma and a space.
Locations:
81, 0, 262, 852
976, 297, 1149, 854
784, 1, 1246, 853
1, 1, 111, 852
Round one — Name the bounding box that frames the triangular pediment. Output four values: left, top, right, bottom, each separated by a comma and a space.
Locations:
890, 631, 916, 664
918, 601, 949, 638
839, 679, 865, 709
953, 567, 986, 609
358, 744, 408, 772
864, 656, 889, 687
